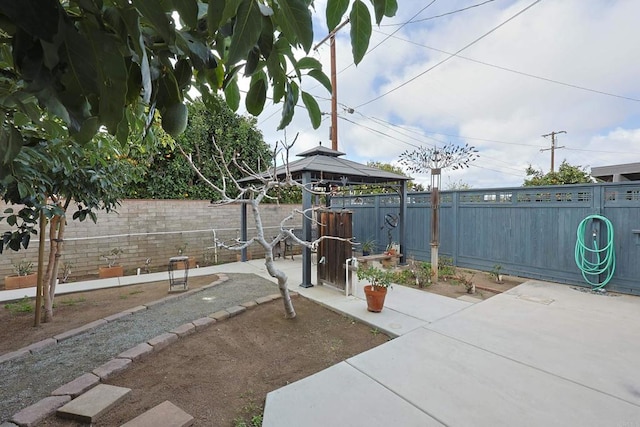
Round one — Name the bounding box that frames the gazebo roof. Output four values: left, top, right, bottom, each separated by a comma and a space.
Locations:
242, 145, 411, 185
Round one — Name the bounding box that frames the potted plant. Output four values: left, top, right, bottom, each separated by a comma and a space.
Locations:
360, 238, 376, 256
4, 261, 37, 289
357, 265, 394, 312
99, 248, 124, 278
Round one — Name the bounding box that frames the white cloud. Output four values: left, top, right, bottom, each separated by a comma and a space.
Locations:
241, 0, 640, 188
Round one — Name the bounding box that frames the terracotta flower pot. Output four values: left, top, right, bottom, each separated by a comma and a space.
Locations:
4, 273, 38, 290
98, 265, 124, 278
364, 285, 388, 312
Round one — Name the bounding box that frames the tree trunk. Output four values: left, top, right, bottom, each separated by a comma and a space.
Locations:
265, 251, 296, 319
42, 213, 66, 323
250, 200, 296, 319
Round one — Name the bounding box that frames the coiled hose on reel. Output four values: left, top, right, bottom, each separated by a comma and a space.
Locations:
574, 214, 615, 290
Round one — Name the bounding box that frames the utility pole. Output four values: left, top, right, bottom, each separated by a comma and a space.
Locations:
329, 33, 337, 150
313, 20, 349, 151
541, 130, 566, 172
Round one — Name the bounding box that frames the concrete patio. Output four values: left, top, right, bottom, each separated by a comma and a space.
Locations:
2, 258, 639, 426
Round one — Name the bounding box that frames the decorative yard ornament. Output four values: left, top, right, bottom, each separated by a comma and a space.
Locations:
399, 143, 478, 279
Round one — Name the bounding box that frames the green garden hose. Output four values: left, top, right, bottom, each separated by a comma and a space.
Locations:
574, 214, 615, 290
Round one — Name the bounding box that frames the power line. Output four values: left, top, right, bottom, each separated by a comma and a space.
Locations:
338, 115, 422, 149
372, 30, 640, 103
563, 146, 640, 154
339, 114, 530, 176
366, 115, 545, 148
356, 0, 543, 109
469, 163, 526, 178
381, 0, 496, 26
329, 2, 439, 79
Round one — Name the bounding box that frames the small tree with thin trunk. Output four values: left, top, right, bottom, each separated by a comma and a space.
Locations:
399, 143, 478, 279
1, 130, 141, 324
179, 136, 351, 319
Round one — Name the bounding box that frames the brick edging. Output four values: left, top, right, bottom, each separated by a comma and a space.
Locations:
8, 282, 299, 426
0, 275, 229, 365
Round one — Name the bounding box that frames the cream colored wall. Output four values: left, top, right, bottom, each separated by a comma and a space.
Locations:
0, 200, 302, 287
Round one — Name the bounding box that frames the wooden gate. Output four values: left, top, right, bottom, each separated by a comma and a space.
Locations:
317, 209, 353, 290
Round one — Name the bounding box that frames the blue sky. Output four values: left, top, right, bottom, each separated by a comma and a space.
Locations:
239, 0, 640, 189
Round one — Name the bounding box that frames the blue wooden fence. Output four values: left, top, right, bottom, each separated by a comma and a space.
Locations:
333, 182, 640, 295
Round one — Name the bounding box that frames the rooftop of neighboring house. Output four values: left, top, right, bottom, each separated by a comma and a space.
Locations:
591, 162, 640, 182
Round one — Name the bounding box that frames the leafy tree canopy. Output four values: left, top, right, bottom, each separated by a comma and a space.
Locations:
125, 96, 271, 200
523, 160, 593, 186
0, 0, 397, 165
366, 161, 425, 192
1, 123, 144, 253
445, 178, 472, 191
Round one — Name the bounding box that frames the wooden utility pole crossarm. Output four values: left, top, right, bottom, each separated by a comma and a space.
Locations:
541, 130, 566, 173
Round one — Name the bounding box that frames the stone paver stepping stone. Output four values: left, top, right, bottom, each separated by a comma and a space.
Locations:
56, 384, 131, 423
120, 401, 194, 427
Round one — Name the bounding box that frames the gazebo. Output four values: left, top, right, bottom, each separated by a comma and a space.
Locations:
241, 144, 411, 288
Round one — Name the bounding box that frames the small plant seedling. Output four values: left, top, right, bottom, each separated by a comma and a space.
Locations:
490, 264, 504, 283
233, 390, 263, 427
4, 297, 33, 314
60, 297, 86, 306
370, 327, 381, 336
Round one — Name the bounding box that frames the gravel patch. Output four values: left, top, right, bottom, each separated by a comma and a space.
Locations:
0, 273, 279, 423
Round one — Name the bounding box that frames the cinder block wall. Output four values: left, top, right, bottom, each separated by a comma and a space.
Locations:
0, 200, 302, 286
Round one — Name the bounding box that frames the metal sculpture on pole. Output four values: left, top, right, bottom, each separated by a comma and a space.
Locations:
399, 143, 478, 280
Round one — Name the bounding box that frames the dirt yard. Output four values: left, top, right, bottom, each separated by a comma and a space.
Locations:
2, 275, 390, 426
2, 269, 525, 426
407, 269, 526, 300
0, 275, 223, 354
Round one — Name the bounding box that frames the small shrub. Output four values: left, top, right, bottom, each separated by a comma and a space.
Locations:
356, 265, 394, 289
438, 256, 456, 277
455, 271, 476, 294
490, 264, 504, 283
396, 259, 432, 288
100, 248, 123, 267
12, 261, 34, 276
61, 261, 73, 283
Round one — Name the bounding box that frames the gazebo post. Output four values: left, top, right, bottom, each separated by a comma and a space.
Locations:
399, 181, 408, 265
240, 202, 247, 261
300, 171, 314, 287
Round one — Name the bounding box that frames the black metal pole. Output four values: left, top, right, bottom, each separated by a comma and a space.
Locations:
240, 202, 247, 262
301, 172, 313, 287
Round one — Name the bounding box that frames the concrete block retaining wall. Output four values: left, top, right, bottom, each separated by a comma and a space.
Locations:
0, 200, 302, 288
